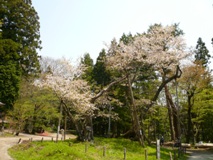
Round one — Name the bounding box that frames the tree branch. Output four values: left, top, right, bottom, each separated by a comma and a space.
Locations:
152, 65, 182, 102
91, 77, 126, 103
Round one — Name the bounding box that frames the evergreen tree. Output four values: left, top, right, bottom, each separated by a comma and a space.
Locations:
120, 33, 134, 45
0, 0, 41, 120
0, 0, 41, 75
194, 37, 211, 67
80, 53, 94, 83
93, 49, 111, 87
0, 39, 21, 108
0, 26, 20, 108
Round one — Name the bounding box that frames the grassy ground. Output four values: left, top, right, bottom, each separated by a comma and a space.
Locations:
9, 137, 188, 160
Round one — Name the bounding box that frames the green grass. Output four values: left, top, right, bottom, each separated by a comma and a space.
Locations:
9, 137, 188, 160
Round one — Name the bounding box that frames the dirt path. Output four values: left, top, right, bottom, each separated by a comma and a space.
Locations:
0, 132, 76, 160
0, 137, 17, 160
187, 149, 213, 160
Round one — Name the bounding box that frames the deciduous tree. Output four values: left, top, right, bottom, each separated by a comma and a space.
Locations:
9, 78, 59, 134
105, 24, 188, 146
35, 57, 96, 140
178, 63, 211, 143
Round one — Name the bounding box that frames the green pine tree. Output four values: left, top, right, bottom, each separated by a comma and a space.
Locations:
120, 32, 134, 45
80, 53, 94, 84
194, 37, 211, 67
93, 49, 111, 87
0, 39, 21, 108
0, 0, 41, 75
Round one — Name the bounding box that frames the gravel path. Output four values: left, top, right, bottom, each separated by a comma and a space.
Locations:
0, 137, 17, 160
187, 149, 213, 160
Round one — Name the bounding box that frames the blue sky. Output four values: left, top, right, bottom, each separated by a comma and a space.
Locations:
32, 0, 213, 64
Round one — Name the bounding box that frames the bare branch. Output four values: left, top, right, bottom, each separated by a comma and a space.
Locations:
91, 77, 126, 103
152, 65, 182, 102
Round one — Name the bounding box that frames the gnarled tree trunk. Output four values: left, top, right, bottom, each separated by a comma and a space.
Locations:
127, 75, 144, 147
165, 85, 181, 140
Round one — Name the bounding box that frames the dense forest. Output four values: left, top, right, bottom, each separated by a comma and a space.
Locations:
0, 0, 213, 147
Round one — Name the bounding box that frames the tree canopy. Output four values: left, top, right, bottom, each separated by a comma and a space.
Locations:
0, 39, 21, 108
0, 0, 41, 75
194, 37, 211, 67
0, 0, 41, 111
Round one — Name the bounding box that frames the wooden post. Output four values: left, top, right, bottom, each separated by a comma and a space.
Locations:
156, 139, 160, 160
69, 142, 72, 146
18, 138, 22, 144
169, 152, 173, 160
124, 148, 126, 160
145, 149, 148, 160
56, 136, 58, 143
51, 137, 53, 141
103, 146, 106, 157
41, 137, 43, 142
174, 150, 177, 160
61, 129, 64, 141
64, 112, 67, 140
85, 144, 88, 153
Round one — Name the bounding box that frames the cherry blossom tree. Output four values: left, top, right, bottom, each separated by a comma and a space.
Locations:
104, 24, 189, 146
34, 24, 189, 145
35, 57, 96, 141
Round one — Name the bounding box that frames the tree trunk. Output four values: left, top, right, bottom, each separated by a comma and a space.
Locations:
186, 94, 193, 143
187, 107, 192, 143
166, 98, 175, 141
127, 75, 144, 147
193, 125, 199, 145
62, 101, 84, 141
64, 112, 67, 140
165, 85, 181, 140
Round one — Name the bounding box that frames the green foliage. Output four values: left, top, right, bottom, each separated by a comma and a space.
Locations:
81, 53, 94, 84
0, 0, 41, 75
8, 78, 60, 133
9, 137, 187, 160
192, 88, 213, 142
93, 49, 111, 87
0, 0, 41, 113
172, 23, 184, 36
119, 32, 134, 45
0, 39, 21, 108
194, 37, 211, 67
143, 105, 170, 141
